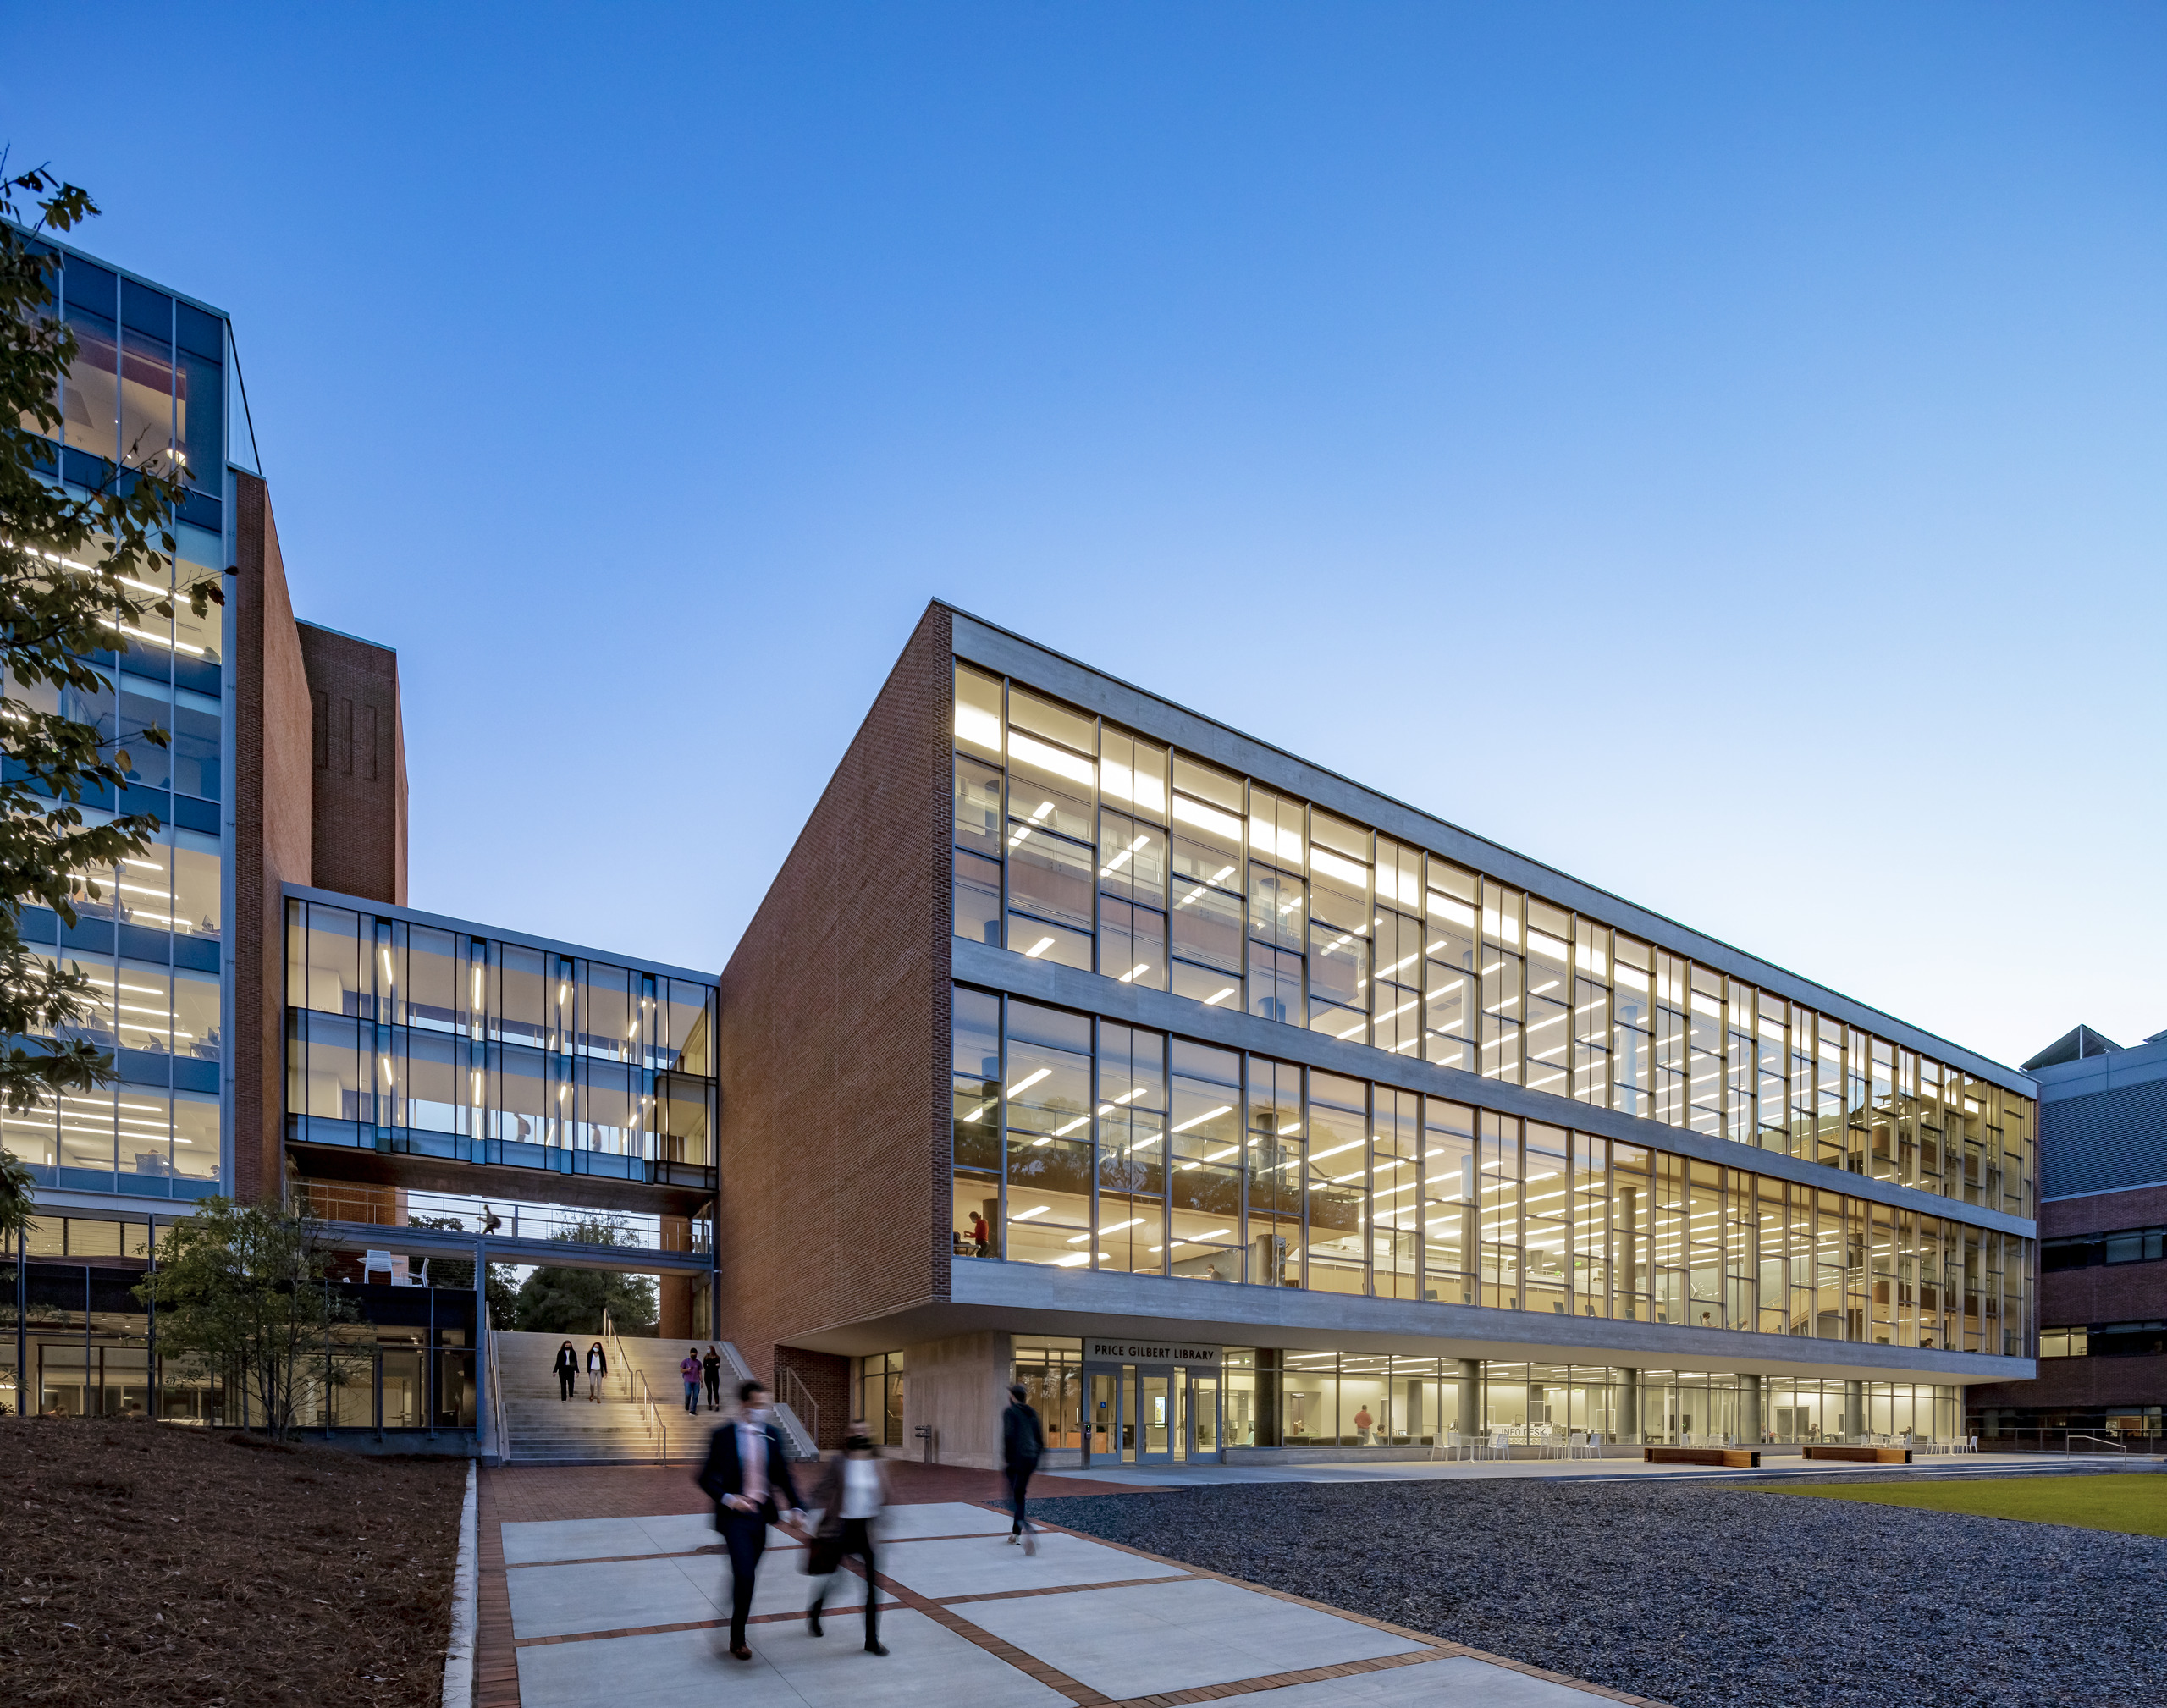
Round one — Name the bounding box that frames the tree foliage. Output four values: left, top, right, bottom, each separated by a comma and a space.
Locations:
134, 1198, 358, 1441
512, 1216, 659, 1336
0, 161, 223, 1142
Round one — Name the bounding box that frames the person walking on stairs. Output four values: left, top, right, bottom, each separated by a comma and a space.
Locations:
1001, 1382, 1045, 1554
703, 1345, 722, 1413
681, 1348, 703, 1414
586, 1340, 608, 1401
553, 1340, 577, 1402
806, 1418, 891, 1656
697, 1381, 805, 1661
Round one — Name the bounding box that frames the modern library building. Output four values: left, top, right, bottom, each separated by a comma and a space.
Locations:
722, 606, 2041, 1467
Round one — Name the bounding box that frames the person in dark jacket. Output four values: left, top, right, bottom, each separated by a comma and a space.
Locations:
1001, 1383, 1045, 1552
696, 1381, 806, 1660
586, 1340, 608, 1402
703, 1346, 723, 1413
552, 1340, 577, 1402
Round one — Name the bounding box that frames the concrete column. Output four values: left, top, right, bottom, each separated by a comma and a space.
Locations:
1456, 1358, 1481, 1435
1740, 1374, 1762, 1444
1843, 1380, 1864, 1441
1617, 1369, 1639, 1442
902, 1331, 1013, 1468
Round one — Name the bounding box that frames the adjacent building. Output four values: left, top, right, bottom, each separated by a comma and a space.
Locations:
1968, 1026, 2167, 1448
720, 607, 2040, 1467
3, 235, 719, 1442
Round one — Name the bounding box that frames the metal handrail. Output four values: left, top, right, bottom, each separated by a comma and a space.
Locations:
779, 1366, 820, 1451
604, 1328, 668, 1463
485, 1317, 509, 1466
2067, 1432, 2128, 1455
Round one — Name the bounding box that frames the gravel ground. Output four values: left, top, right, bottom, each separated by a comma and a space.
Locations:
1034, 1474, 2167, 1708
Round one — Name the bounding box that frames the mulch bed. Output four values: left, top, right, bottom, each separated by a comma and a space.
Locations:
0, 1419, 469, 1707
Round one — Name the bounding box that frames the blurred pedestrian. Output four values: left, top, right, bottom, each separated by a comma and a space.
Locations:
554, 1339, 578, 1402
806, 1418, 891, 1656
703, 1345, 723, 1413
697, 1380, 805, 1661
1001, 1382, 1044, 1553
681, 1347, 703, 1414
586, 1340, 608, 1401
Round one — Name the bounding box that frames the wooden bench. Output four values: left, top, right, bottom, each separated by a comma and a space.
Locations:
1643, 1446, 1761, 1468
1804, 1445, 1912, 1464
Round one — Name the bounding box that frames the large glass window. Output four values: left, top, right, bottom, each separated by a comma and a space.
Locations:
948, 663, 2037, 1215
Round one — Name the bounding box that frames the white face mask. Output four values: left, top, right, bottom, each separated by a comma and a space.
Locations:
742, 1405, 769, 1424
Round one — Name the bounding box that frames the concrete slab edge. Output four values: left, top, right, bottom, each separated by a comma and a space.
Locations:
443, 1462, 479, 1708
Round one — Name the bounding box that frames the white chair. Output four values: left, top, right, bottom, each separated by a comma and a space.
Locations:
1489, 1428, 1512, 1460
1566, 1429, 1595, 1460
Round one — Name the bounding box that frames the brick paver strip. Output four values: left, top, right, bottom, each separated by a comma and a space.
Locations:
473, 1468, 520, 1708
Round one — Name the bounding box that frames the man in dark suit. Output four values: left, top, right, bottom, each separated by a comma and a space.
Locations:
697, 1380, 806, 1659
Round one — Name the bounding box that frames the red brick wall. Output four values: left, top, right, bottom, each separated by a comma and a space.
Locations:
775, 1347, 852, 1450
1972, 1352, 2167, 1412
230, 474, 315, 1206
716, 604, 952, 1394
2040, 1182, 2167, 1239
296, 624, 407, 906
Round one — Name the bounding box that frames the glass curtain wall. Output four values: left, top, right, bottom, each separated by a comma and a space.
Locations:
952, 983, 2033, 1354
952, 663, 2036, 1220
1214, 1352, 1960, 1448
285, 901, 718, 1181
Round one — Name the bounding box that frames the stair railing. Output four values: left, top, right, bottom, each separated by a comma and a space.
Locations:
779, 1365, 821, 1454
485, 1320, 509, 1467
603, 1325, 667, 1462
717, 1341, 816, 1459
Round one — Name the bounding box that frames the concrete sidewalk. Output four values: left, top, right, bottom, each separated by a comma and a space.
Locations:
496, 1496, 1660, 1707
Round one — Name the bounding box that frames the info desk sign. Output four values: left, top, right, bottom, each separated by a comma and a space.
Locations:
1084, 1332, 1221, 1369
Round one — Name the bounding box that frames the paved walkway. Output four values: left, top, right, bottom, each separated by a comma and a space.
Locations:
477, 1469, 1662, 1707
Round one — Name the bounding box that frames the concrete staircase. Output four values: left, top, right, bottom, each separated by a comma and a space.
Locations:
494, 1330, 678, 1465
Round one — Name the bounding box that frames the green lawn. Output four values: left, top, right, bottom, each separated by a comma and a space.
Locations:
1739, 1473, 2167, 1538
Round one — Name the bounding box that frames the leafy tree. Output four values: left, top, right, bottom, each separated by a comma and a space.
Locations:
0, 163, 223, 1175
513, 1217, 658, 1336
0, 1149, 33, 1247
134, 1198, 358, 1441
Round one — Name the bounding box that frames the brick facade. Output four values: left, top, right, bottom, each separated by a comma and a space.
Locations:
1971, 1180, 2167, 1416
229, 477, 413, 1205
775, 1346, 852, 1449
229, 474, 315, 1205
296, 623, 407, 906
715, 603, 953, 1397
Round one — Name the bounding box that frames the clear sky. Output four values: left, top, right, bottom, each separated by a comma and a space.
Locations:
7, 3, 2162, 1071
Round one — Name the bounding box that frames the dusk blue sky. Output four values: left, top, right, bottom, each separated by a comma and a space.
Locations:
8, 3, 2162, 1069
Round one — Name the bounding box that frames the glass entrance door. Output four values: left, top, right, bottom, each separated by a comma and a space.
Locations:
1082, 1363, 1223, 1466
1190, 1373, 1221, 1461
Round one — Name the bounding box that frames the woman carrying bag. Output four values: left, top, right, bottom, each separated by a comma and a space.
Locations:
804, 1419, 891, 1656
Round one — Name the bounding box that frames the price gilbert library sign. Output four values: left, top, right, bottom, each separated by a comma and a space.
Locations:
1084, 1333, 1221, 1369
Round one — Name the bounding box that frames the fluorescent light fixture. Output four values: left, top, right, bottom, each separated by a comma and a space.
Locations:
1010, 1205, 1050, 1220
1006, 1067, 1050, 1098
1203, 987, 1236, 1007
1023, 936, 1056, 959
1051, 1114, 1089, 1137
1052, 1253, 1091, 1267
1171, 1104, 1232, 1134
